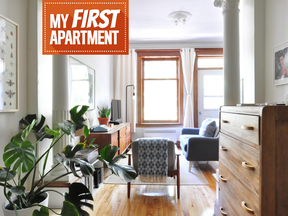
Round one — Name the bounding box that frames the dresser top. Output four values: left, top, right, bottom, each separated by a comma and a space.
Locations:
220, 105, 288, 117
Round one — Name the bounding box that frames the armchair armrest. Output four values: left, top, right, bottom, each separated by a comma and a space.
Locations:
186, 136, 219, 161
181, 128, 200, 135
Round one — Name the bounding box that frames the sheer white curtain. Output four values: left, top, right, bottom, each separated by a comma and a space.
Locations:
114, 49, 137, 132
180, 48, 195, 128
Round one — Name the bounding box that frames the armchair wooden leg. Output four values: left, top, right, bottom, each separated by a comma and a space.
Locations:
128, 154, 131, 198
177, 155, 180, 199
128, 182, 131, 198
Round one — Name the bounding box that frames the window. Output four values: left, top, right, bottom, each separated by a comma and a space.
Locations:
136, 50, 183, 126
203, 74, 224, 109
198, 57, 223, 68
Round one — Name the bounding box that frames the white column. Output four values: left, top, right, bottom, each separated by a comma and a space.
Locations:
215, 0, 240, 105
46, 55, 70, 181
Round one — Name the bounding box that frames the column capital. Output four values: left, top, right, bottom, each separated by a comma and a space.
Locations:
214, 0, 239, 11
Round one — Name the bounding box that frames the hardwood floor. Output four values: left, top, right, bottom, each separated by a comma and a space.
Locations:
49, 161, 217, 216
90, 161, 217, 216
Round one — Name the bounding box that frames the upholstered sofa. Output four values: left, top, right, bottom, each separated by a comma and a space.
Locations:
180, 119, 219, 170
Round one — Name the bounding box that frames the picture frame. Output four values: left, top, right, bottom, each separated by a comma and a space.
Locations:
69, 56, 95, 110
0, 14, 19, 112
274, 41, 288, 86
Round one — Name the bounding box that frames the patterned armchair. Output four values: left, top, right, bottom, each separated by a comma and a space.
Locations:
127, 139, 181, 199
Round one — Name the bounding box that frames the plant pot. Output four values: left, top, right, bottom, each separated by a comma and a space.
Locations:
2, 192, 49, 216
98, 117, 109, 126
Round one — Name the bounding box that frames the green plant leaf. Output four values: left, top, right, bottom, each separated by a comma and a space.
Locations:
11, 132, 24, 143
21, 119, 36, 141
64, 183, 93, 216
59, 106, 90, 138
97, 106, 111, 117
58, 120, 77, 137
83, 125, 89, 138
97, 144, 137, 182
32, 206, 49, 216
3, 141, 36, 172
0, 167, 16, 181
62, 143, 85, 158
62, 145, 73, 157
88, 138, 96, 145
70, 105, 89, 130
10, 185, 26, 195
99, 144, 119, 162
54, 154, 94, 178
19, 114, 54, 141
44, 126, 60, 139
61, 201, 80, 216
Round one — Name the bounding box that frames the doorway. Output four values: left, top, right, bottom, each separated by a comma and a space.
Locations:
198, 69, 223, 127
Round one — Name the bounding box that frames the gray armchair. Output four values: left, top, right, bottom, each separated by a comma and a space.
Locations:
180, 126, 219, 171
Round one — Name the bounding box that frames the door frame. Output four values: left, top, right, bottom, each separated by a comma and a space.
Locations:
193, 48, 223, 127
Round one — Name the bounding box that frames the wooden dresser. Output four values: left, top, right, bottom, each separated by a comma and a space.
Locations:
81, 122, 131, 155
215, 106, 288, 216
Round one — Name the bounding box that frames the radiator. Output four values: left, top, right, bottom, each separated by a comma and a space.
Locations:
143, 129, 177, 143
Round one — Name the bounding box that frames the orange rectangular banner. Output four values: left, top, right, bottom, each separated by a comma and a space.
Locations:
42, 0, 128, 55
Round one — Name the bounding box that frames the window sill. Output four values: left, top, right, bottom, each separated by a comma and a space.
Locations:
136, 123, 183, 128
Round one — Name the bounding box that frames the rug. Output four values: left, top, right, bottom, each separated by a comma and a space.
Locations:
104, 154, 209, 185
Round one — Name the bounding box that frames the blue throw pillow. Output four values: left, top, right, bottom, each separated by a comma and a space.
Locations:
199, 119, 217, 137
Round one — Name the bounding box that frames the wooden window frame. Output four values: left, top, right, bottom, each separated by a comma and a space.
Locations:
136, 50, 183, 127
194, 48, 223, 127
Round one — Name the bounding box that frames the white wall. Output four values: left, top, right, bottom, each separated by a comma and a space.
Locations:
0, 0, 29, 206
265, 0, 288, 102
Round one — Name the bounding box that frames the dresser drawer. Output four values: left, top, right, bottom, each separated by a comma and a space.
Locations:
219, 133, 260, 195
219, 193, 238, 216
219, 162, 260, 216
220, 112, 259, 147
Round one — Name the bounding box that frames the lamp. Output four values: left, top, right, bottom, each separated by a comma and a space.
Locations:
168, 11, 192, 25
126, 84, 135, 122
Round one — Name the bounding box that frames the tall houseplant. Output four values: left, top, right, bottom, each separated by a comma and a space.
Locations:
97, 106, 111, 126
0, 105, 137, 216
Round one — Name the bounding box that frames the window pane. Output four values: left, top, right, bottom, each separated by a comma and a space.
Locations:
198, 58, 223, 68
144, 80, 177, 121
144, 60, 177, 79
204, 97, 223, 109
203, 75, 223, 96
71, 65, 89, 80
71, 81, 90, 107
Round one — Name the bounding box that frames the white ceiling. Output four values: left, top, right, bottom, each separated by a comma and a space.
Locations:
129, 0, 223, 43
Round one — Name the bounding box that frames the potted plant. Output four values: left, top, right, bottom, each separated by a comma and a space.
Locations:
0, 105, 137, 216
97, 106, 111, 126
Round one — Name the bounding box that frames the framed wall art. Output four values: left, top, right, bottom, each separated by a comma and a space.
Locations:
69, 57, 95, 110
274, 41, 288, 86
0, 14, 19, 112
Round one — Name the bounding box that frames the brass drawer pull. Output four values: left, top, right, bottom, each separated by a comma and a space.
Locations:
241, 125, 254, 130
222, 120, 229, 123
220, 146, 228, 151
220, 207, 227, 216
242, 162, 255, 170
241, 201, 254, 214
219, 175, 227, 182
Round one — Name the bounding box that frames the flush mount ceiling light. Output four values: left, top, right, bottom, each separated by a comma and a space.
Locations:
168, 11, 192, 25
